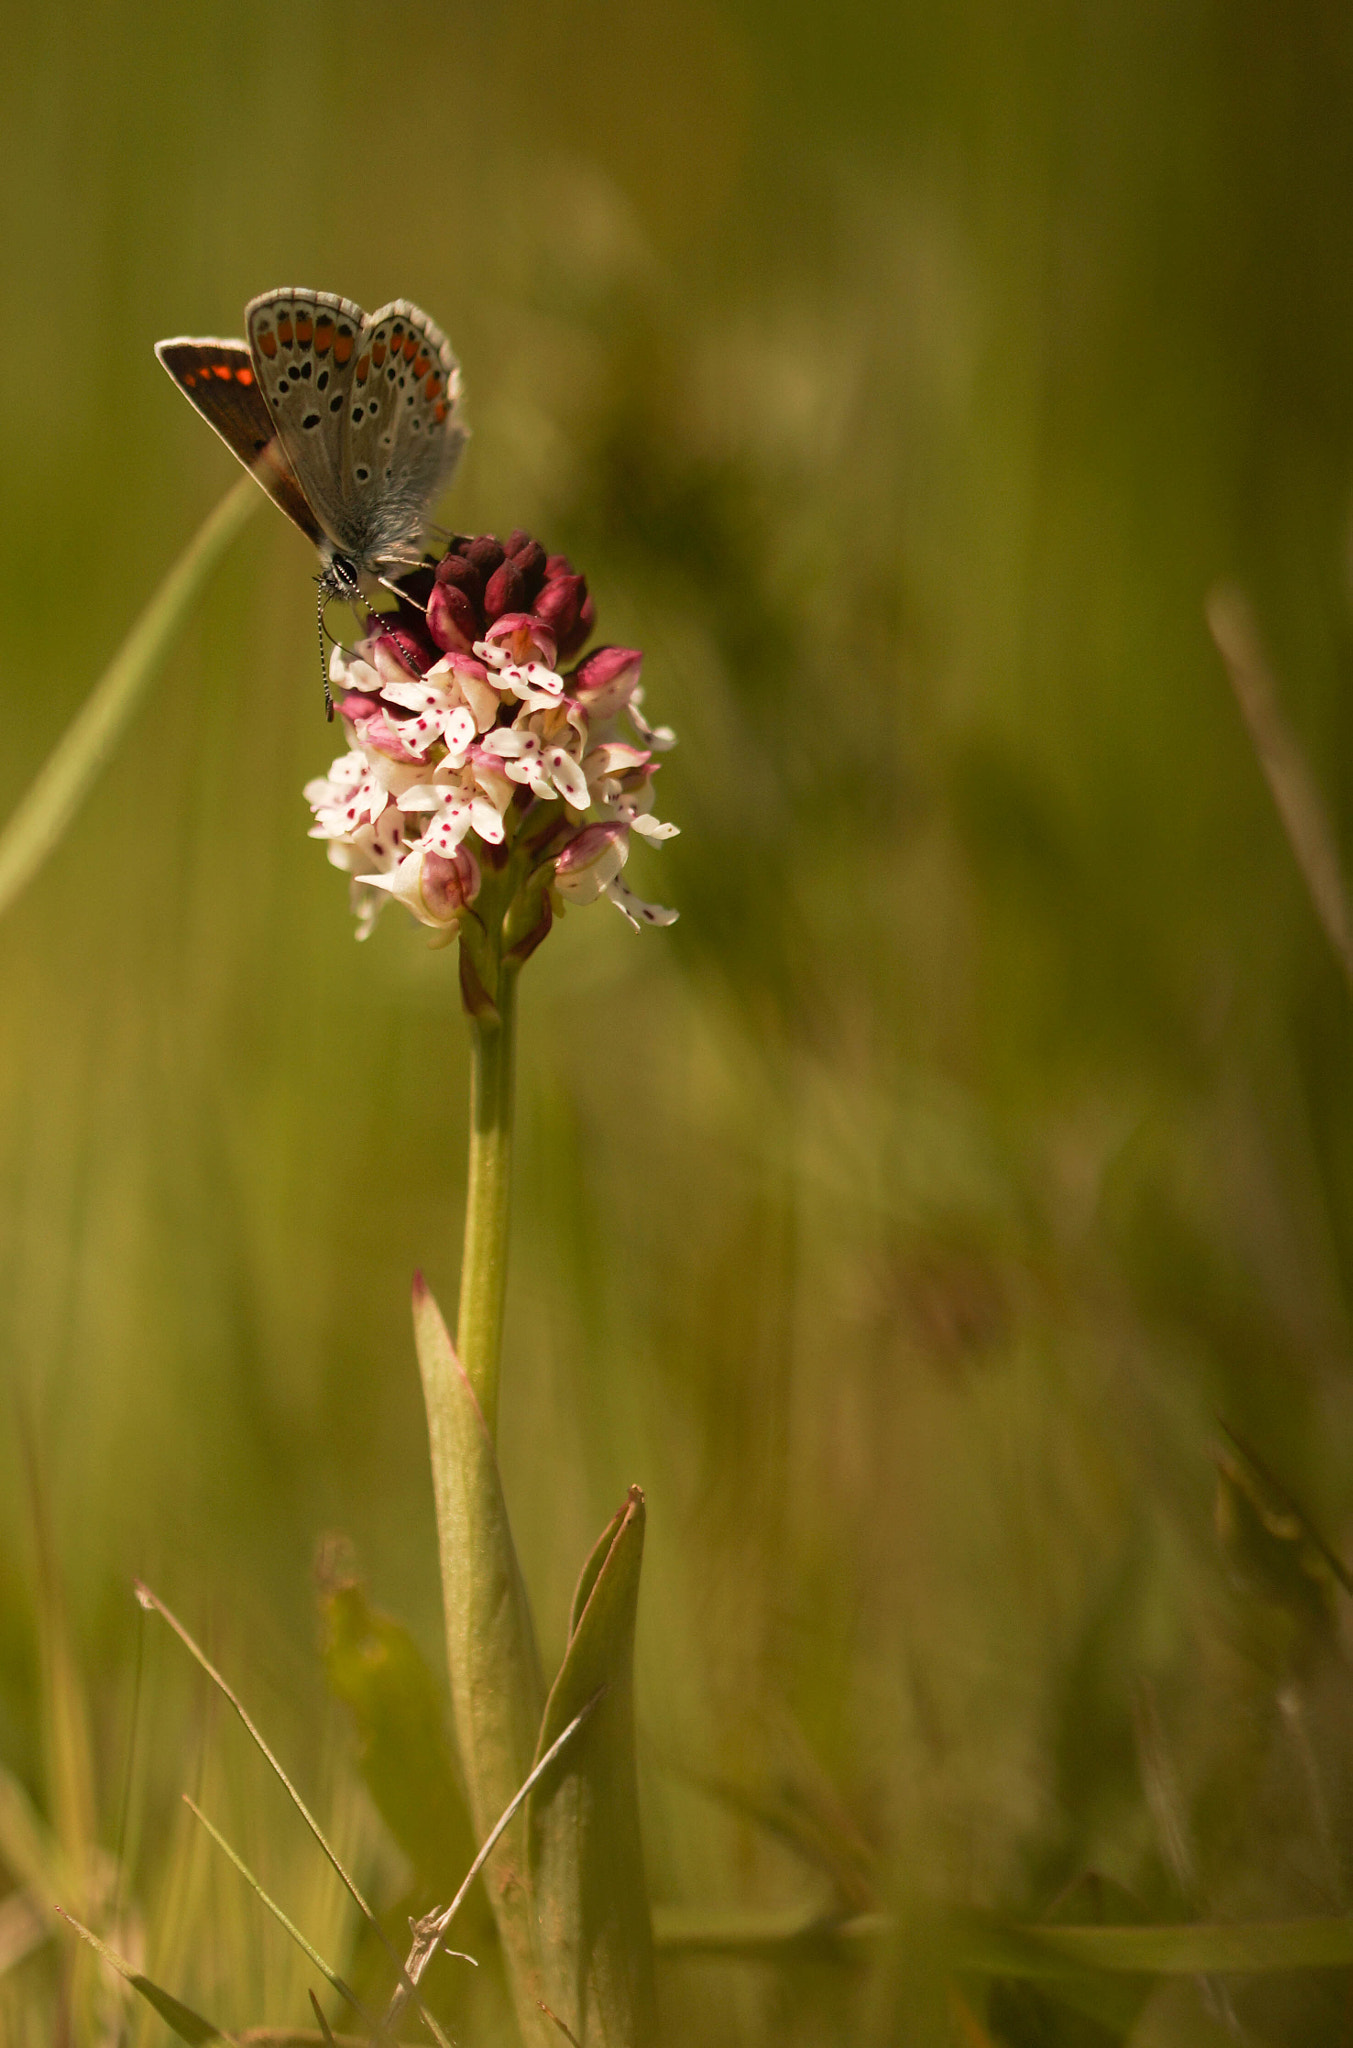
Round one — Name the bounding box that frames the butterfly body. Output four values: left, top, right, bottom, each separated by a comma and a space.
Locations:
156, 289, 465, 588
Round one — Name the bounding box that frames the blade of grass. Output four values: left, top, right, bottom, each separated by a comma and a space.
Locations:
55, 1906, 229, 2045
652, 1905, 1353, 1975
0, 478, 257, 921
383, 1692, 603, 2036
182, 1797, 374, 2033
1207, 582, 1353, 991
307, 1990, 337, 2042
135, 1582, 452, 2048
1218, 1419, 1353, 1596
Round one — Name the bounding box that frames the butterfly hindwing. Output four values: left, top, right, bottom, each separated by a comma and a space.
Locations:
154, 336, 324, 546
342, 301, 466, 570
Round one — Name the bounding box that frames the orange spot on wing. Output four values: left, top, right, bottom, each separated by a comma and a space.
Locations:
296, 313, 313, 346
372, 339, 387, 367
235, 365, 255, 385
425, 371, 441, 399
212, 363, 233, 379
314, 317, 333, 354
355, 352, 370, 383
403, 335, 419, 362
434, 399, 448, 422
333, 328, 354, 364
413, 351, 430, 377
257, 329, 277, 358
278, 314, 293, 345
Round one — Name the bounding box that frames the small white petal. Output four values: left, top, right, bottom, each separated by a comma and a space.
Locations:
443, 706, 476, 755
424, 810, 472, 853
471, 798, 506, 844
547, 751, 591, 808
628, 688, 677, 750
483, 728, 535, 760
604, 878, 678, 927
629, 812, 679, 841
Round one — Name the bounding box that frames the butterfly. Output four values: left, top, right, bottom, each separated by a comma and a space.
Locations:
156, 290, 466, 705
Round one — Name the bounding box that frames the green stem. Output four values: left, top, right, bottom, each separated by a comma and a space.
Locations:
457, 961, 519, 1439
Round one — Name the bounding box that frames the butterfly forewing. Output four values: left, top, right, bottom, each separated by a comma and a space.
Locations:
343, 301, 466, 569
245, 290, 368, 558
154, 337, 324, 546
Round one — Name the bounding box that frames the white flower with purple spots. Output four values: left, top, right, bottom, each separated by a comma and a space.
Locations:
304, 533, 679, 945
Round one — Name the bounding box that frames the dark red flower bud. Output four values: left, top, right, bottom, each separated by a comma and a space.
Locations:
465, 535, 505, 577
435, 551, 484, 601
545, 553, 574, 579
505, 528, 534, 558
427, 579, 479, 653
560, 591, 596, 661
484, 558, 526, 621
511, 540, 547, 602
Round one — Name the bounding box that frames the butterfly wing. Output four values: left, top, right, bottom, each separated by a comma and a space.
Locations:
154, 336, 324, 547
245, 290, 379, 565
340, 301, 466, 572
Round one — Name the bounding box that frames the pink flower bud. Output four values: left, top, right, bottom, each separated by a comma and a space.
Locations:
534, 572, 588, 653
420, 844, 480, 921
349, 707, 426, 764
484, 559, 526, 621
337, 691, 383, 722
569, 644, 642, 718
369, 631, 424, 682
545, 553, 574, 579
484, 612, 559, 668
553, 820, 629, 901
505, 528, 534, 557
428, 579, 479, 653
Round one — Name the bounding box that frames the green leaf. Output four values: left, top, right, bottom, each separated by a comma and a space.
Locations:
319, 1568, 481, 1900
412, 1274, 550, 2041
0, 479, 257, 922
56, 1909, 226, 2044
528, 1487, 656, 2048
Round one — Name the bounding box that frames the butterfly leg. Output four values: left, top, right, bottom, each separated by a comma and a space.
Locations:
316, 583, 334, 720
377, 572, 428, 615
316, 555, 369, 720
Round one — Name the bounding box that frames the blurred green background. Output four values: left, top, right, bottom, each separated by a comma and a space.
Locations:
5, 1, 1353, 2042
